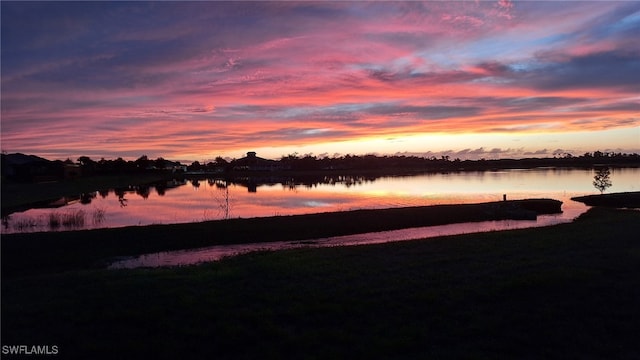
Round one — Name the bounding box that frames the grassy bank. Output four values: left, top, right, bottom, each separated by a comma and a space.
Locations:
2, 207, 639, 359
2, 199, 560, 276
572, 191, 640, 208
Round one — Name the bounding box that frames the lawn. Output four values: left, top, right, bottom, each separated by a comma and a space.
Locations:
2, 207, 639, 359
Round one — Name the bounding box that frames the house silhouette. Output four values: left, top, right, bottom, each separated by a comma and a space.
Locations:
232, 152, 282, 171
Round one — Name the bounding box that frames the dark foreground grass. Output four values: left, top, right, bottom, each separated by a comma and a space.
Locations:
572, 191, 640, 208
2, 207, 639, 359
2, 199, 560, 276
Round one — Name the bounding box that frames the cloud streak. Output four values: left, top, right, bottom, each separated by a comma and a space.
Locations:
2, 1, 639, 160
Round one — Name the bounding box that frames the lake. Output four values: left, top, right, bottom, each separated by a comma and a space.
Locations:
3, 167, 639, 234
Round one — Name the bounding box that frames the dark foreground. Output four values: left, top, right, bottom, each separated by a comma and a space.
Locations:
2, 207, 639, 359
572, 191, 640, 208
2, 199, 560, 277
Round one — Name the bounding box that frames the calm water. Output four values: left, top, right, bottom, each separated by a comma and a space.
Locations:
3, 167, 639, 234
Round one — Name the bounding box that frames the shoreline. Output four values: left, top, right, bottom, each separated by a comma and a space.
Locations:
571, 191, 640, 208
3, 199, 560, 276
3, 191, 638, 276
110, 212, 573, 269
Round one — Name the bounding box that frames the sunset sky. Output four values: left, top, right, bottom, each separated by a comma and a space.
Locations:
2, 1, 639, 162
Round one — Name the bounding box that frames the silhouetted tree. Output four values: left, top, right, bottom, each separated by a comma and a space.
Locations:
215, 156, 228, 165
593, 167, 612, 194
135, 155, 151, 170
112, 157, 128, 173
77, 156, 94, 166
189, 161, 202, 171
77, 156, 97, 175
154, 157, 166, 169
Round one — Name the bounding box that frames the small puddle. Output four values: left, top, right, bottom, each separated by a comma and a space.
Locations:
108, 210, 582, 269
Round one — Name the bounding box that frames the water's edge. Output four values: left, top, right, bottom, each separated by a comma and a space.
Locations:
109, 210, 577, 269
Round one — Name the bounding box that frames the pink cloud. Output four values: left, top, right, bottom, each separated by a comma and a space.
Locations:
2, 1, 638, 161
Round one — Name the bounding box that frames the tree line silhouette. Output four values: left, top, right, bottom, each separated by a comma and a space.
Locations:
272, 151, 640, 172
2, 151, 639, 183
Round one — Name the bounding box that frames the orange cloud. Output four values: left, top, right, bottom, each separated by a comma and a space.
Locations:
2, 1, 638, 161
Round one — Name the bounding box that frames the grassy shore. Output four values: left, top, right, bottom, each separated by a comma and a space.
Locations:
572, 191, 640, 208
2, 207, 639, 359
2, 199, 560, 277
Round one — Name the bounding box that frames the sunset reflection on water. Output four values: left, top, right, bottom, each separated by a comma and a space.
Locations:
3, 168, 639, 234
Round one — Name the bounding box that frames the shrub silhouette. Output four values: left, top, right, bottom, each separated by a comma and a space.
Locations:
593, 167, 612, 194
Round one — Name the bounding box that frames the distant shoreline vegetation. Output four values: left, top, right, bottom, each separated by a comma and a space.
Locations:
2, 150, 639, 183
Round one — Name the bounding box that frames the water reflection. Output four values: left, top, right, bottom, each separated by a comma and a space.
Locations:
3, 168, 639, 234
108, 212, 575, 269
